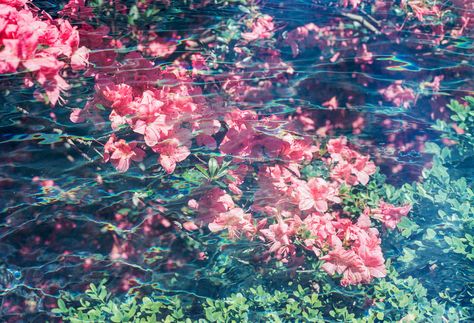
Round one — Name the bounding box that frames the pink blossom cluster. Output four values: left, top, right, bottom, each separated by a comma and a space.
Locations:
103, 134, 145, 173
137, 32, 178, 58
369, 201, 412, 229
188, 136, 410, 286
0, 0, 89, 105
319, 212, 386, 286
326, 137, 376, 186
50, 0, 418, 289
61, 1, 226, 174
72, 51, 219, 173
188, 188, 256, 239
220, 109, 316, 162
241, 15, 275, 41
401, 0, 441, 22
379, 81, 416, 109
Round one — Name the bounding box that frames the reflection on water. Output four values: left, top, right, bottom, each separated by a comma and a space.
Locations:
0, 0, 473, 321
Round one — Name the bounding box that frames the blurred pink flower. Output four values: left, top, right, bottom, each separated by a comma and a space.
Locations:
260, 221, 296, 262
208, 207, 255, 239
242, 15, 274, 41
379, 81, 416, 108
103, 135, 145, 172
152, 133, 191, 174
371, 201, 412, 229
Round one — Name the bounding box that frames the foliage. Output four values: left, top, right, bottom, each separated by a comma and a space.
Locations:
55, 266, 465, 322
433, 96, 474, 159
53, 280, 189, 323
373, 98, 474, 316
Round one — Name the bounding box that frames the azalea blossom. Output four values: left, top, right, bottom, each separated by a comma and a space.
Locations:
191, 188, 235, 225
326, 137, 376, 186
241, 15, 274, 41
321, 227, 386, 286
208, 208, 255, 239
0, 3, 88, 104
402, 0, 440, 21
296, 177, 341, 213
152, 129, 192, 174
371, 201, 412, 229
138, 34, 178, 58
379, 81, 416, 109
103, 135, 145, 172
260, 221, 297, 262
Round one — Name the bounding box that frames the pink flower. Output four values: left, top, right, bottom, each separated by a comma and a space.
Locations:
220, 128, 256, 157
355, 44, 373, 64
225, 164, 249, 195
191, 188, 236, 225
326, 138, 376, 186
342, 0, 362, 8
252, 164, 301, 218
402, 0, 440, 21
326, 137, 350, 159
379, 81, 416, 108
321, 229, 386, 286
321, 245, 367, 286
183, 221, 198, 231
103, 135, 145, 172
152, 132, 191, 174
0, 39, 20, 73
355, 231, 386, 280
0, 0, 27, 8
0, 4, 88, 105
59, 0, 95, 20
194, 119, 221, 149
322, 96, 338, 110
131, 92, 171, 146
138, 35, 177, 58
241, 15, 274, 41
303, 213, 336, 253
70, 46, 90, 70
208, 208, 255, 239
371, 201, 412, 229
69, 108, 85, 123
101, 83, 134, 110
351, 155, 376, 186
260, 221, 297, 262
284, 23, 320, 57
296, 177, 341, 212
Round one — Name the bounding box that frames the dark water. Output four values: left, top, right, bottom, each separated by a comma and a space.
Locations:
0, 0, 473, 321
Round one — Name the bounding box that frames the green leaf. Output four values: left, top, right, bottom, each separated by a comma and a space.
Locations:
58, 299, 67, 313
208, 158, 219, 178
425, 229, 436, 240
424, 142, 440, 155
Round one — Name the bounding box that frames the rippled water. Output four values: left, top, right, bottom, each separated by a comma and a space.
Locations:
1, 0, 473, 321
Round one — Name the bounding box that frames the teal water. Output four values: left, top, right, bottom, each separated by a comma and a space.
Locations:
0, 0, 473, 321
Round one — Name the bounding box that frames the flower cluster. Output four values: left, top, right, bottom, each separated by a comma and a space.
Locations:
379, 81, 416, 109
326, 137, 376, 186
61, 1, 416, 287
103, 134, 145, 173
220, 109, 316, 163
189, 136, 409, 286
72, 52, 219, 173
188, 188, 256, 239
0, 0, 89, 105
241, 15, 275, 41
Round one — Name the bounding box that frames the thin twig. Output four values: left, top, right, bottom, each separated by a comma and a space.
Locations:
341, 12, 381, 35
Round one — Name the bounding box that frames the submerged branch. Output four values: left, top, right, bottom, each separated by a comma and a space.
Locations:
341, 12, 381, 34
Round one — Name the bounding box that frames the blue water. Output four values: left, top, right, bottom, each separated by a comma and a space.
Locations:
0, 0, 473, 321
